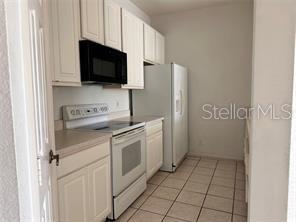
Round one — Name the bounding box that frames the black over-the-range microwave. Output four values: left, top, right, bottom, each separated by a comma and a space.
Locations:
79, 40, 127, 84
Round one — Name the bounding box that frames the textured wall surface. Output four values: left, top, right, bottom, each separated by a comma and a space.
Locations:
249, 0, 295, 221
0, 0, 20, 221
152, 2, 253, 159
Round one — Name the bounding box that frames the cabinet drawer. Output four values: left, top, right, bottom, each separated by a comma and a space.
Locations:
146, 121, 163, 137
58, 141, 110, 178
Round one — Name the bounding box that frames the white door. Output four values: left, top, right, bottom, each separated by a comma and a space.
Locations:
155, 32, 165, 64
104, 0, 122, 50
144, 24, 156, 63
146, 131, 163, 179
112, 128, 146, 196
81, 0, 104, 45
134, 18, 144, 88
88, 157, 112, 222
172, 64, 188, 168
122, 9, 144, 89
58, 168, 89, 222
28, 0, 55, 220
51, 0, 81, 84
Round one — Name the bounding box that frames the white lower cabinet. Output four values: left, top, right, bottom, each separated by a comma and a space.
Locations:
88, 157, 112, 222
57, 142, 111, 222
146, 121, 164, 180
58, 168, 89, 222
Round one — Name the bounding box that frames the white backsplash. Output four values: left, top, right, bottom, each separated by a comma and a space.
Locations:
53, 85, 130, 120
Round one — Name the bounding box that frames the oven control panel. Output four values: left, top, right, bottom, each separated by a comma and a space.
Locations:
63, 104, 109, 120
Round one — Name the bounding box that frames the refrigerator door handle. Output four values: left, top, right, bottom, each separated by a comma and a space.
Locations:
180, 90, 183, 115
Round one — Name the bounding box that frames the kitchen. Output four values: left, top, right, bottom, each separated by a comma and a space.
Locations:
51, 0, 191, 219
2, 0, 296, 222
48, 0, 250, 221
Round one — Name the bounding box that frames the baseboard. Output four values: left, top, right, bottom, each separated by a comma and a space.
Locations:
188, 151, 244, 161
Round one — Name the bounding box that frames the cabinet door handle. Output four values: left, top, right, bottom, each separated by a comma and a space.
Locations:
49, 150, 60, 166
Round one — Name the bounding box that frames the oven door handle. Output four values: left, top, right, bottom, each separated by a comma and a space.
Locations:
113, 128, 145, 145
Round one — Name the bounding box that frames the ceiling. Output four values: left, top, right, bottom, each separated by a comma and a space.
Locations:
130, 0, 230, 16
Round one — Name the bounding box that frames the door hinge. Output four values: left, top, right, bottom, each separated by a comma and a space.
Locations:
49, 150, 59, 166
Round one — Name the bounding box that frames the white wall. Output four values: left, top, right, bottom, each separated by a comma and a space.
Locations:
152, 2, 253, 160
0, 0, 20, 221
53, 86, 130, 120
249, 0, 295, 221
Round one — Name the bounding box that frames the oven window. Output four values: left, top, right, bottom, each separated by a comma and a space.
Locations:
93, 58, 116, 78
122, 141, 141, 176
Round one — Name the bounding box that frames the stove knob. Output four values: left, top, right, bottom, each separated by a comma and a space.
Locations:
70, 110, 75, 115
94, 108, 98, 113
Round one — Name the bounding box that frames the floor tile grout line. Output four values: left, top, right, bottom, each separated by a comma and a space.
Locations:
201, 206, 233, 215
151, 184, 237, 202
127, 173, 170, 222
125, 157, 245, 222
160, 157, 202, 222
231, 160, 238, 222
195, 158, 219, 222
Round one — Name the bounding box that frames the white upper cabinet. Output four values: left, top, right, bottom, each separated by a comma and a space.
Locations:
144, 24, 165, 64
51, 0, 81, 86
122, 9, 144, 89
49, 0, 164, 87
144, 24, 156, 63
80, 0, 104, 45
155, 31, 165, 64
104, 0, 122, 51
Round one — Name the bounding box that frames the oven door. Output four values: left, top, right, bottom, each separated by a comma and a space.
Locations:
112, 127, 146, 196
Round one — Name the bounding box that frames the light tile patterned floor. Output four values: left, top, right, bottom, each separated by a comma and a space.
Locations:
115, 156, 247, 222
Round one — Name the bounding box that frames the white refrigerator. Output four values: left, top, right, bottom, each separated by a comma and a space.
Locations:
133, 63, 188, 172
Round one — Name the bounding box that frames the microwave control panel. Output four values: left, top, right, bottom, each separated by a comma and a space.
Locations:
63, 104, 109, 121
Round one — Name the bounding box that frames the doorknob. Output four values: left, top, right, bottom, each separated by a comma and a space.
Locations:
49, 150, 59, 166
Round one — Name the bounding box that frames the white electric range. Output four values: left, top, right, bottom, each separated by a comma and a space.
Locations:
63, 104, 147, 220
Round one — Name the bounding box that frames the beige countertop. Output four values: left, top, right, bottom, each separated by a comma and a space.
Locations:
55, 130, 112, 158
116, 115, 164, 124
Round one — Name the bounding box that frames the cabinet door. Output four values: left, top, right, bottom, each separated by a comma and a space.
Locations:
58, 168, 89, 222
88, 156, 112, 222
104, 0, 122, 51
146, 131, 163, 180
51, 0, 81, 85
144, 24, 156, 63
133, 17, 144, 88
81, 0, 104, 45
122, 9, 144, 89
155, 32, 165, 64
